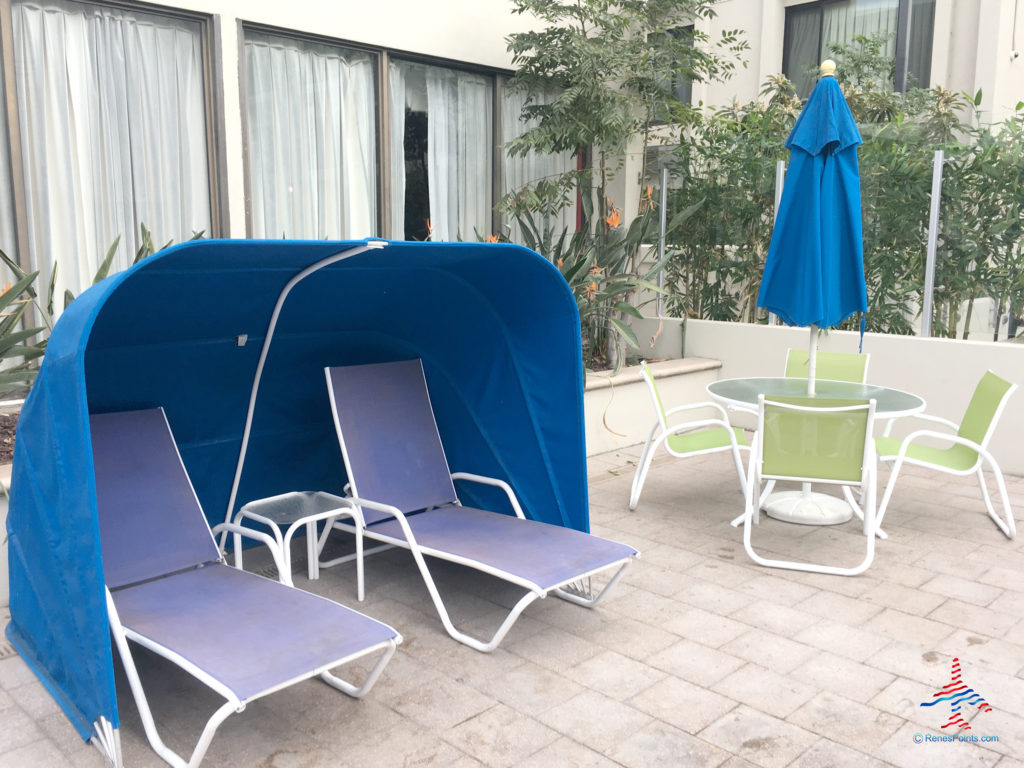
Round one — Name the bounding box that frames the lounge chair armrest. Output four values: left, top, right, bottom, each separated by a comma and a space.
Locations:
210, 522, 288, 577
450, 472, 527, 520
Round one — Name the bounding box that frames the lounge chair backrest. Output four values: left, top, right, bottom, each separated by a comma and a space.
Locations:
326, 359, 458, 514
90, 408, 219, 589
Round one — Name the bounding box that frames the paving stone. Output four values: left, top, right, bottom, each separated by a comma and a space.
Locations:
935, 629, 1024, 676
712, 663, 817, 719
564, 649, 665, 701
795, 589, 886, 626
0, 740, 73, 768
605, 719, 730, 768
862, 608, 958, 647
674, 579, 757, 615
787, 738, 893, 768
444, 704, 558, 768
628, 675, 738, 734
920, 574, 1004, 606
646, 638, 747, 687
986, 589, 1024, 620
388, 676, 497, 731
790, 651, 896, 703
0, 655, 36, 690
0, 706, 42, 753
928, 599, 1019, 639
787, 691, 904, 752
699, 704, 818, 768
513, 736, 619, 768
663, 606, 751, 648
861, 582, 949, 616
727, 600, 820, 636
719, 629, 818, 674
471, 661, 582, 714
543, 690, 652, 754
793, 619, 892, 663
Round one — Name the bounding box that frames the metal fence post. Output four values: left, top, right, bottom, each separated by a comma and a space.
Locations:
922, 149, 944, 338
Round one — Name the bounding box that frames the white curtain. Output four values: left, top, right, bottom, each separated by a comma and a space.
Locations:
395, 61, 492, 242
12, 0, 211, 302
500, 87, 575, 244
822, 0, 899, 59
246, 33, 377, 239
0, 124, 16, 276
388, 61, 407, 240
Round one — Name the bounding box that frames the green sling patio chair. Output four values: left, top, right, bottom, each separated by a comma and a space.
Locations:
741, 395, 878, 576
784, 348, 870, 383
629, 361, 749, 510
875, 370, 1017, 539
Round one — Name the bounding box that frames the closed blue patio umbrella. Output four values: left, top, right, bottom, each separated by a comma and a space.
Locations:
758, 60, 867, 395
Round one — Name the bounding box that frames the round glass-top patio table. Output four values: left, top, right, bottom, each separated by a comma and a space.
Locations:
707, 377, 925, 526
707, 377, 925, 418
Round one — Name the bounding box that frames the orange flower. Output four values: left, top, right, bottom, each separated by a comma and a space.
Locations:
589, 265, 602, 276
486, 234, 499, 243
604, 207, 621, 230
0, 282, 11, 296
425, 218, 433, 234
585, 281, 598, 299
645, 185, 653, 199
557, 258, 564, 268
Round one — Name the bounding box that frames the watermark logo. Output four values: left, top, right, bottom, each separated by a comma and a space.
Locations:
920, 657, 992, 730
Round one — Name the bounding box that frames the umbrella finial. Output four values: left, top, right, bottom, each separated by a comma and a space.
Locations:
820, 59, 837, 78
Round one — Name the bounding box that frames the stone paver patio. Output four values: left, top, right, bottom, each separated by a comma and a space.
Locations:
2, 444, 1023, 767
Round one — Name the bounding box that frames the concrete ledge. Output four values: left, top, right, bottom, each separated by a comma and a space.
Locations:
584, 358, 724, 456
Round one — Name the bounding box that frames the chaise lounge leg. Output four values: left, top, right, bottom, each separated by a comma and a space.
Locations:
320, 640, 398, 698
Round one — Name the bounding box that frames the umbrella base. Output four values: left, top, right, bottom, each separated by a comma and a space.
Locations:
762, 489, 853, 526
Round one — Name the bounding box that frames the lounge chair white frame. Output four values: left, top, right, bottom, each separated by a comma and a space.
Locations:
322, 362, 637, 653
94, 409, 400, 768
741, 395, 878, 576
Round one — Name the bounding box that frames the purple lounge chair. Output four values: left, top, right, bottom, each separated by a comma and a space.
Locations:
91, 408, 400, 768
322, 359, 638, 652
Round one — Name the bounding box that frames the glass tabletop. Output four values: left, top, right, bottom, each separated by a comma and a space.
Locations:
707, 377, 925, 418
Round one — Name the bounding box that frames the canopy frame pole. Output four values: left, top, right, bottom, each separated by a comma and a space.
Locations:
219, 240, 389, 550
922, 150, 944, 338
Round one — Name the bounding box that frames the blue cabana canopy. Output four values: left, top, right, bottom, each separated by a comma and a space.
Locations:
4, 239, 588, 744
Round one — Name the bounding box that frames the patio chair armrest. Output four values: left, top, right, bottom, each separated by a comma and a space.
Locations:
664, 416, 740, 439
664, 401, 732, 422
210, 522, 288, 577
882, 411, 958, 437
881, 428, 982, 461
450, 472, 527, 519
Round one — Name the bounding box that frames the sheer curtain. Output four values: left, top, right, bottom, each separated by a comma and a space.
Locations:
822, 0, 899, 58
394, 61, 492, 242
246, 32, 377, 239
500, 87, 574, 244
12, 0, 211, 302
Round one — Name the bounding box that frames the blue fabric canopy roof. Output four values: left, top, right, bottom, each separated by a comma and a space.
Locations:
4, 239, 588, 742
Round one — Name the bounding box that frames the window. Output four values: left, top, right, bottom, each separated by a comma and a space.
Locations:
5, 0, 214, 299
499, 84, 575, 243
783, 0, 935, 97
389, 60, 493, 242
244, 31, 378, 239
651, 25, 695, 123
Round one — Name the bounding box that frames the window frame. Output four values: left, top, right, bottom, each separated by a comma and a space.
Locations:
781, 0, 933, 95
0, 0, 227, 273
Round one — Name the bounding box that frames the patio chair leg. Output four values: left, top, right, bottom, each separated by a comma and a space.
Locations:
629, 434, 657, 510
977, 455, 1016, 539
875, 455, 905, 539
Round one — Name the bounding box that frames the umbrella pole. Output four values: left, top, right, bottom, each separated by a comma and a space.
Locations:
807, 325, 818, 396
